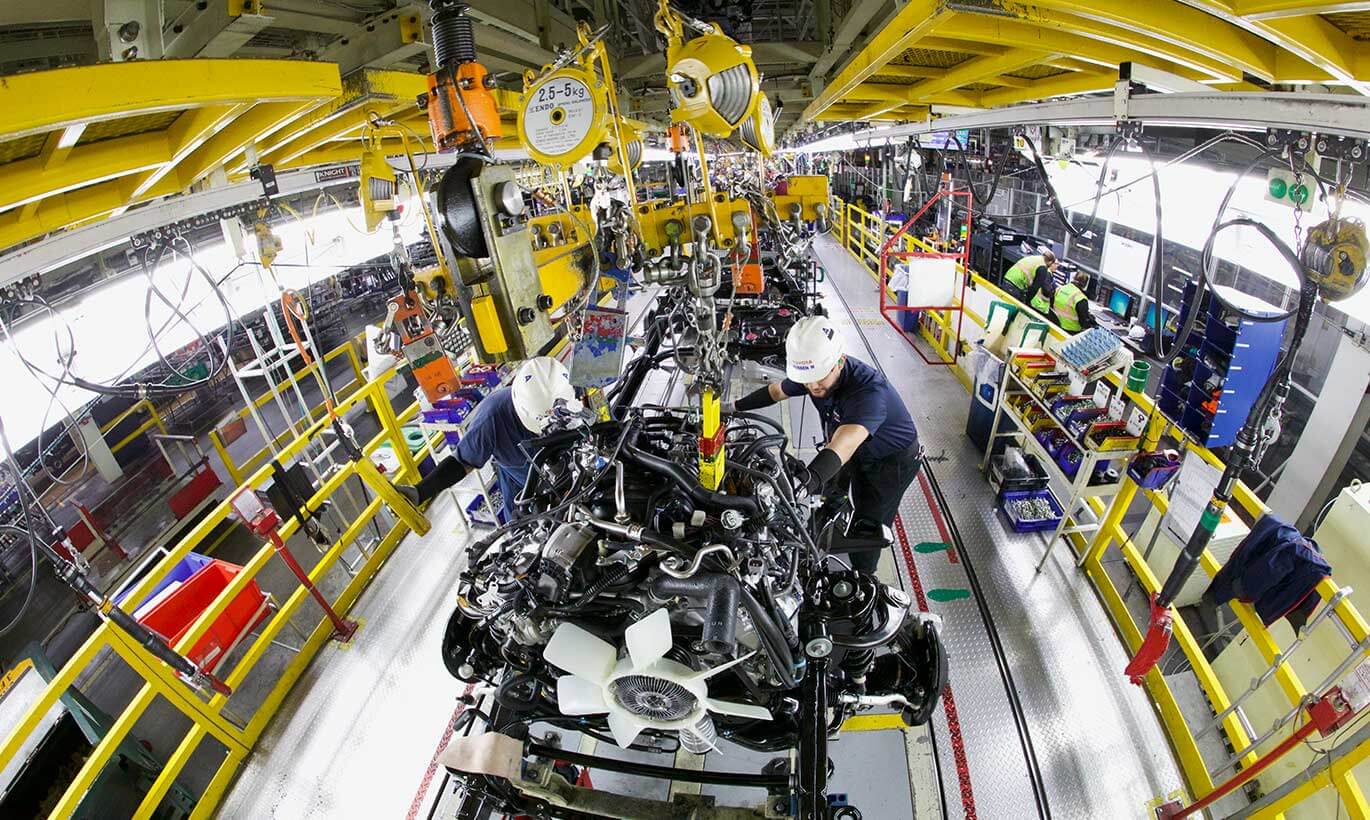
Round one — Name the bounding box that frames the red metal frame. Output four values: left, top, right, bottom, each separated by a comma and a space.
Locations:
877, 187, 974, 366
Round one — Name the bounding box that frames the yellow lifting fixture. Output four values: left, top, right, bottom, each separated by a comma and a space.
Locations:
653, 0, 762, 139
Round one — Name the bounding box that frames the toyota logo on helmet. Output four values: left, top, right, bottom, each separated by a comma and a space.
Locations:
785, 317, 843, 384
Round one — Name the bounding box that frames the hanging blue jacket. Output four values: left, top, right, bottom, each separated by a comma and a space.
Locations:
1205, 514, 1330, 628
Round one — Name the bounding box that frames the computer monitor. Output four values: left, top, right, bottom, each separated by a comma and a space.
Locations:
1144, 304, 1175, 333
1108, 288, 1133, 318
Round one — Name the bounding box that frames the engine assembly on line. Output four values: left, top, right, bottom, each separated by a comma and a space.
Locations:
384, 3, 949, 817
438, 368, 945, 816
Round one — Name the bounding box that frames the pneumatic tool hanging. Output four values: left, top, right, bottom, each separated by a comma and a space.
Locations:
420, 1, 558, 363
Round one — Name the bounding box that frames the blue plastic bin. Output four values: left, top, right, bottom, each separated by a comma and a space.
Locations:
999, 489, 1064, 533
115, 551, 214, 610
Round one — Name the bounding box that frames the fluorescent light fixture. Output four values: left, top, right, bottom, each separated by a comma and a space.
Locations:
56, 123, 86, 150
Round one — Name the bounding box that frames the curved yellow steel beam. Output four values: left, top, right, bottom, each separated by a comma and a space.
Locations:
0, 59, 342, 142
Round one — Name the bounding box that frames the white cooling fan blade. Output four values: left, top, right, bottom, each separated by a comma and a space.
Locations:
607, 711, 647, 748
625, 608, 673, 671
705, 698, 772, 720
556, 675, 608, 715
545, 622, 617, 685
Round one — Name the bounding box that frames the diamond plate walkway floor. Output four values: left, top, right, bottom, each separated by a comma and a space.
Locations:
810, 232, 1184, 819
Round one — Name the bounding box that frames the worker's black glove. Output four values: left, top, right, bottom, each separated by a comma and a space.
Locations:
803, 448, 843, 496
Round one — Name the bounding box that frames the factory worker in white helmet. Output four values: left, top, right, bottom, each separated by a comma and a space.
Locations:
724, 316, 922, 572
401, 356, 582, 521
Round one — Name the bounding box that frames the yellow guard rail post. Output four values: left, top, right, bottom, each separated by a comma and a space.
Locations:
0, 364, 436, 819
830, 196, 1370, 816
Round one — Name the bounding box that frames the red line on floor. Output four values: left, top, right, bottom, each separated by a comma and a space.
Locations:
894, 513, 977, 820
407, 682, 476, 820
916, 470, 959, 563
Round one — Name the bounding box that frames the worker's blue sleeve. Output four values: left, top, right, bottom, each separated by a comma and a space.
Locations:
779, 379, 808, 398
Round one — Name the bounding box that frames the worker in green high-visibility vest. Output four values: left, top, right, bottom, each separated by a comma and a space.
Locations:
1052, 272, 1097, 333
1002, 250, 1057, 314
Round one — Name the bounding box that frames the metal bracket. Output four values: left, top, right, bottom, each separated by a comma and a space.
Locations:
1117, 119, 1144, 141
1313, 134, 1368, 163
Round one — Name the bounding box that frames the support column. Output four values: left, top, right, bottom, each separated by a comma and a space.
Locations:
1269, 334, 1370, 529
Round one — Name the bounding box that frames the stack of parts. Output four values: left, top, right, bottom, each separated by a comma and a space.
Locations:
1057, 328, 1123, 380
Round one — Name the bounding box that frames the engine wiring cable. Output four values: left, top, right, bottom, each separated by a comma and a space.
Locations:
947, 131, 1007, 217
0, 417, 59, 638
988, 131, 1268, 222
0, 300, 91, 487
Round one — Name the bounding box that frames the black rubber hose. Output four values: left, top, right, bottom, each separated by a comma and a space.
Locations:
619, 440, 759, 515
652, 573, 741, 654
740, 585, 800, 688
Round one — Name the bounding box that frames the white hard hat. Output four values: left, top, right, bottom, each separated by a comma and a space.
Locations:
511, 357, 582, 433
785, 316, 843, 383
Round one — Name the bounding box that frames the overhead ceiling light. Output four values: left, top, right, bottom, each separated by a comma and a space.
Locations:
56, 123, 87, 150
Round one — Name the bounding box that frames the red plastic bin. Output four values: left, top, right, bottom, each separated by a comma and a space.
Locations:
136, 559, 268, 673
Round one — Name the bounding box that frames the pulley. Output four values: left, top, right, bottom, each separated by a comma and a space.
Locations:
654, 0, 761, 138
735, 92, 775, 156
1301, 216, 1368, 301
517, 66, 611, 169
359, 139, 398, 232
605, 117, 644, 175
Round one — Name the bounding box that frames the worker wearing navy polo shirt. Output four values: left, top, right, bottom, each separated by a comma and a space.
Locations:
400, 357, 581, 521
726, 316, 922, 573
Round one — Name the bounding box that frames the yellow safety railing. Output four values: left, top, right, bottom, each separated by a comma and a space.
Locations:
0, 364, 436, 819
208, 334, 368, 486
99, 398, 169, 456
831, 197, 1370, 818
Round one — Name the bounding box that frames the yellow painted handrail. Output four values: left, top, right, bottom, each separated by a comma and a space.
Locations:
830, 197, 1370, 815
208, 333, 367, 485
0, 363, 435, 819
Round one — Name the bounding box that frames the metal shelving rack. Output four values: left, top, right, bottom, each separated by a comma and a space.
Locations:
980, 357, 1136, 571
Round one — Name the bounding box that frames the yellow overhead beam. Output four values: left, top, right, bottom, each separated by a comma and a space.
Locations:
802, 0, 949, 120
1179, 1, 1366, 85
1023, 0, 1282, 81
814, 104, 929, 122
0, 131, 169, 213
904, 48, 1051, 102
253, 69, 426, 170
0, 60, 342, 142
276, 140, 403, 172
177, 100, 323, 187
870, 65, 943, 80
1256, 14, 1369, 89
915, 36, 1008, 56
856, 100, 910, 120
0, 174, 181, 251
847, 83, 981, 108
977, 69, 1117, 107
127, 104, 248, 200
933, 15, 1226, 83
1178, 0, 1370, 88
1236, 0, 1370, 19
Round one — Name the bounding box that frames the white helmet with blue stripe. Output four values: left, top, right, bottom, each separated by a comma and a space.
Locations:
512, 357, 583, 433
785, 316, 843, 384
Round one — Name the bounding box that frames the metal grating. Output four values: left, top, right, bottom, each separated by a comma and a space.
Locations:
77, 110, 185, 145
0, 133, 47, 165
866, 74, 923, 85
246, 27, 327, 49
894, 48, 976, 68
1005, 64, 1070, 80
1325, 11, 1370, 40
961, 81, 997, 91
